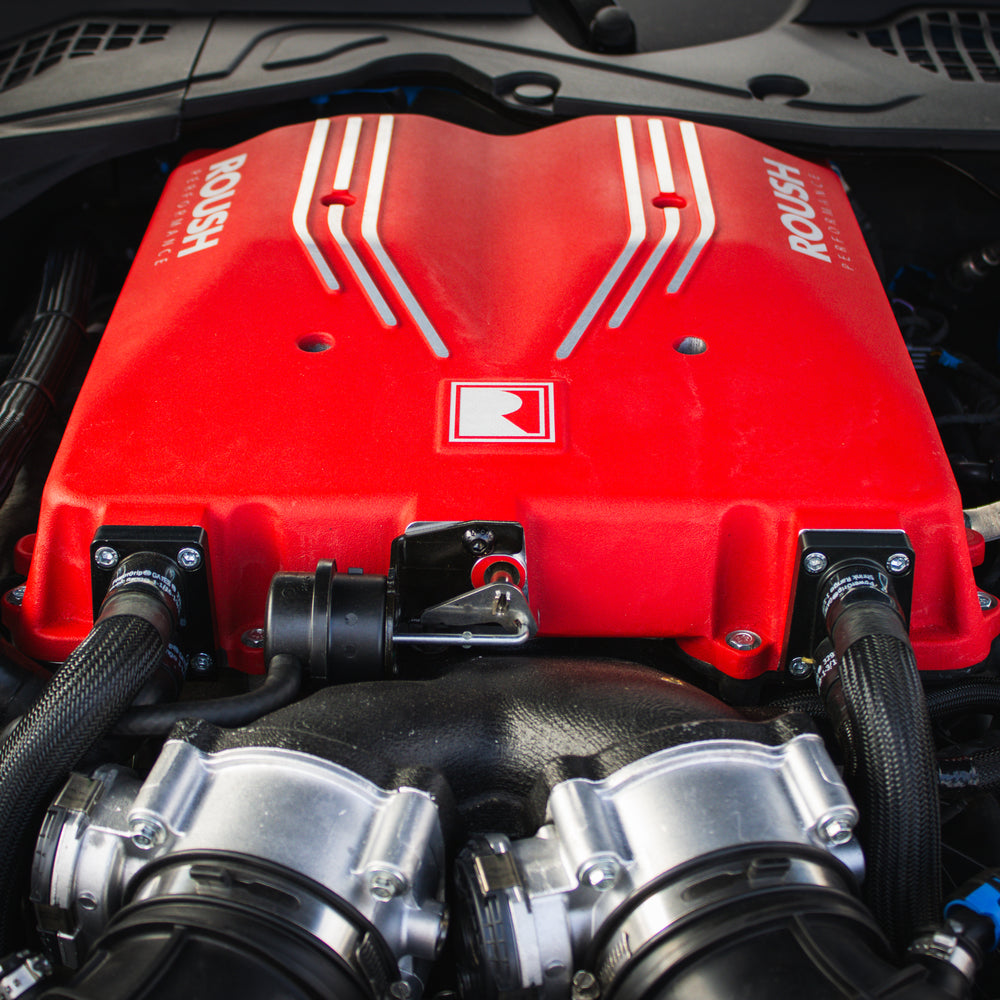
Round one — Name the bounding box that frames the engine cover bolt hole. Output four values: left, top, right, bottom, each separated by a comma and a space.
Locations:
297, 332, 335, 353
673, 336, 707, 355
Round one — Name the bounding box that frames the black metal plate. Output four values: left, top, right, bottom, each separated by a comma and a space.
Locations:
90, 525, 218, 672
784, 528, 915, 668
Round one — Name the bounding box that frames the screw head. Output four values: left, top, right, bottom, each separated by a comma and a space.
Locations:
241, 627, 265, 649
94, 546, 119, 569
886, 552, 911, 575
788, 656, 813, 678
129, 818, 165, 851
978, 591, 996, 610
571, 970, 601, 1000
388, 983, 412, 1000
189, 652, 214, 674
725, 630, 762, 652
462, 528, 496, 556
177, 547, 202, 571
803, 552, 828, 575
368, 869, 407, 901
818, 816, 854, 846
6, 586, 25, 607
579, 858, 620, 892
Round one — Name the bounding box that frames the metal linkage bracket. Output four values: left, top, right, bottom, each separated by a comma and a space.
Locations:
784, 529, 914, 669
388, 521, 537, 650
90, 526, 218, 673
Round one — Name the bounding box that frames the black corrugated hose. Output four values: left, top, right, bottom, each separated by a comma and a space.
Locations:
822, 572, 942, 952
0, 244, 96, 505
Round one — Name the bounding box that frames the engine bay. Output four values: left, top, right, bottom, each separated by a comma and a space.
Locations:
1, 18, 1000, 999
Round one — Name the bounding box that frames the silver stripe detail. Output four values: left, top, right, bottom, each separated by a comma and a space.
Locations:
667, 121, 715, 294
293, 118, 339, 291
609, 119, 681, 328
326, 117, 397, 326
556, 116, 646, 360
362, 115, 449, 358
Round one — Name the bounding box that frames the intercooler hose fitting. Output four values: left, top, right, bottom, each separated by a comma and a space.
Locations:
819, 560, 941, 948
0, 552, 181, 951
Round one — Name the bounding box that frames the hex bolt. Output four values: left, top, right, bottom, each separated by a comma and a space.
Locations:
818, 816, 854, 846
368, 868, 407, 901
579, 858, 620, 892
788, 656, 813, 678
462, 528, 495, 556
190, 652, 214, 674
177, 547, 202, 571
94, 546, 119, 569
571, 970, 601, 1000
129, 817, 165, 851
886, 552, 911, 575
725, 630, 762, 652
803, 552, 828, 575
241, 627, 265, 649
6, 586, 24, 607
978, 591, 996, 611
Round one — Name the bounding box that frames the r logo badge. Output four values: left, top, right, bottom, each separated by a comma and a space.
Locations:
449, 382, 556, 443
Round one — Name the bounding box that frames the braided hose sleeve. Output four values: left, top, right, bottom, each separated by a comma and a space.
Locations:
0, 615, 164, 951
835, 627, 941, 949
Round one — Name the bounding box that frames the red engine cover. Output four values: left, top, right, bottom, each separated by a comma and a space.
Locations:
9, 113, 998, 677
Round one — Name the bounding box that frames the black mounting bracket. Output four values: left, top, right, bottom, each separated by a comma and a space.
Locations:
784, 529, 914, 670
387, 520, 536, 660
90, 525, 218, 675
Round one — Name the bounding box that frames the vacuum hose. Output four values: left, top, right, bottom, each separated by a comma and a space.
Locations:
820, 561, 941, 948
113, 654, 302, 737
0, 553, 181, 951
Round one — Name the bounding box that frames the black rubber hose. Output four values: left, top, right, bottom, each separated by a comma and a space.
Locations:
113, 654, 303, 737
824, 589, 941, 949
0, 245, 95, 506
0, 615, 165, 951
926, 678, 1000, 718
767, 678, 1000, 723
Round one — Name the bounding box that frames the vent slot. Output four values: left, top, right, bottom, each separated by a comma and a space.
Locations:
859, 9, 1000, 82
0, 21, 171, 94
